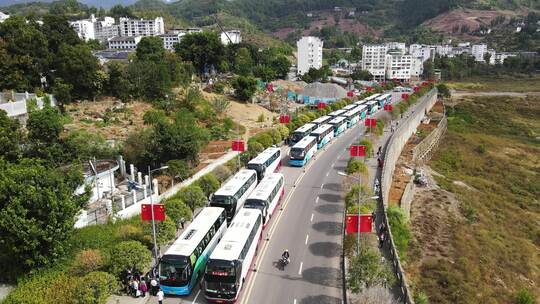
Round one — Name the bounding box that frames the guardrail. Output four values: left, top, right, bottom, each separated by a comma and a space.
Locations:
412, 116, 448, 164
378, 88, 438, 304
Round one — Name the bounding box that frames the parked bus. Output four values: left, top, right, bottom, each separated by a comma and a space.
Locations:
210, 169, 257, 221
289, 123, 316, 145
365, 93, 381, 101
311, 115, 332, 128
328, 116, 348, 137
366, 99, 379, 114
376, 93, 391, 108
354, 99, 368, 106
342, 104, 357, 111
244, 173, 284, 225
328, 109, 347, 117
288, 136, 318, 167
310, 124, 334, 149
342, 107, 362, 128
357, 105, 368, 120
204, 208, 263, 303
159, 207, 227, 296
247, 147, 281, 181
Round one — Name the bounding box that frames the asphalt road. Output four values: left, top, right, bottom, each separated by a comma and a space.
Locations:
160, 93, 402, 304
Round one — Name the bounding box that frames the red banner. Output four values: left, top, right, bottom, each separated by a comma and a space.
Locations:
232, 140, 245, 152
349, 145, 366, 157
345, 214, 373, 233
347, 91, 354, 97
366, 86, 373, 92
401, 93, 409, 100
384, 104, 393, 111
317, 102, 326, 109
141, 204, 165, 221
279, 114, 290, 124
364, 118, 376, 128
413, 86, 420, 93
421, 81, 428, 87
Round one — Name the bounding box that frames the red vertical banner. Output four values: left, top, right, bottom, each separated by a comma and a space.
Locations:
317, 102, 326, 109
364, 118, 376, 128
345, 214, 373, 233
366, 86, 373, 92
421, 81, 428, 87
347, 91, 354, 97
279, 114, 290, 124
141, 204, 165, 221
402, 93, 409, 100
232, 140, 245, 152
384, 104, 393, 111
350, 145, 366, 157
413, 86, 420, 93
360, 215, 373, 232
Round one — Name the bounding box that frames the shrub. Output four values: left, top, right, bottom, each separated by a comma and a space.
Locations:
3, 271, 75, 304
345, 184, 374, 213
414, 292, 429, 304
277, 124, 289, 139
346, 158, 368, 175
198, 173, 220, 197
166, 159, 193, 181
514, 288, 535, 304
107, 240, 152, 276
248, 141, 264, 158
74, 271, 118, 304
176, 185, 207, 210
344, 233, 356, 258
115, 224, 145, 242
212, 165, 232, 183
347, 248, 395, 293
375, 120, 385, 136
387, 206, 411, 259
269, 128, 282, 145
257, 113, 265, 122
71, 249, 105, 275
164, 198, 192, 225
255, 133, 273, 148
143, 216, 176, 245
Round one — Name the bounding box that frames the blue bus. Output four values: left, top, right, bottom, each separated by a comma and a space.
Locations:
328, 116, 348, 137
328, 109, 347, 117
289, 123, 316, 146
342, 107, 362, 128
310, 124, 334, 149
311, 115, 333, 128
288, 136, 318, 167
366, 99, 379, 115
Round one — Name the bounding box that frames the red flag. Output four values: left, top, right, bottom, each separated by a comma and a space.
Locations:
402, 93, 409, 100
384, 104, 393, 111
141, 204, 165, 221
413, 86, 420, 93
364, 118, 376, 128
347, 91, 354, 97
345, 214, 373, 233
421, 81, 428, 87
317, 102, 326, 109
366, 86, 373, 92
349, 145, 366, 157
279, 114, 290, 124
232, 140, 245, 152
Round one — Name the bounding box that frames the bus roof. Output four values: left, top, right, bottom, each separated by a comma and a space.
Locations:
209, 208, 262, 261
345, 107, 362, 116
311, 124, 333, 135
328, 109, 347, 116
293, 123, 316, 134
247, 173, 283, 201
247, 147, 280, 165
367, 99, 378, 106
214, 169, 257, 197
328, 116, 347, 124
365, 93, 381, 100
292, 136, 317, 149
164, 207, 225, 257
354, 100, 368, 106
312, 116, 331, 124
356, 105, 367, 112
380, 93, 392, 100
342, 104, 357, 111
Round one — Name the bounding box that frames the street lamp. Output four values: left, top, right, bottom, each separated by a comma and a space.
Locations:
338, 171, 379, 254
148, 165, 169, 261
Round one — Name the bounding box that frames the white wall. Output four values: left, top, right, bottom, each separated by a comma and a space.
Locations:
297, 36, 323, 75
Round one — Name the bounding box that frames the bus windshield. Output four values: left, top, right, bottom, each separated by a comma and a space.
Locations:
290, 147, 305, 159
211, 195, 233, 205
159, 255, 191, 287
244, 199, 266, 211
246, 163, 264, 174
290, 132, 304, 143
205, 260, 237, 284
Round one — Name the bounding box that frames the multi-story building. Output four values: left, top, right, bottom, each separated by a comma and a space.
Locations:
0, 11, 10, 23
385, 51, 412, 82
220, 30, 242, 45
361, 45, 387, 81
410, 57, 424, 80
70, 18, 96, 41
118, 17, 164, 37
409, 44, 434, 63
94, 17, 118, 43
168, 28, 202, 35
297, 36, 323, 75
435, 45, 453, 57
385, 42, 407, 54
108, 36, 142, 50
161, 33, 183, 51
472, 44, 488, 62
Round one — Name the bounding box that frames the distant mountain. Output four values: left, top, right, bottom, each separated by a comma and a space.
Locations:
0, 0, 148, 8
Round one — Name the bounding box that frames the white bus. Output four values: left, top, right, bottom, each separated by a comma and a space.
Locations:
310, 124, 334, 149
245, 173, 284, 225
354, 99, 368, 106
366, 99, 379, 114
342, 107, 363, 128
365, 93, 381, 101
328, 109, 347, 117
159, 207, 227, 296
311, 115, 332, 128
289, 123, 317, 145
247, 147, 281, 181
342, 104, 357, 111
328, 116, 348, 137
288, 135, 318, 167
204, 208, 263, 303
210, 169, 258, 221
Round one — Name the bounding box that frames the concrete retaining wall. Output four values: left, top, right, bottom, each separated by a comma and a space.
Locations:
400, 177, 415, 217
412, 116, 447, 164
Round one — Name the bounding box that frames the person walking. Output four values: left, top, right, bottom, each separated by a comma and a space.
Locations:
180, 217, 186, 229
157, 288, 164, 304
139, 279, 148, 297
150, 277, 158, 296
132, 279, 139, 297
379, 232, 385, 248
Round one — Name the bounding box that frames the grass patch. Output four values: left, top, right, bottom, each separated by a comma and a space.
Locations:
446, 76, 540, 92
414, 95, 540, 303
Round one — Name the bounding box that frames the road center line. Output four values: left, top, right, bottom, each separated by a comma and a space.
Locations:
315, 197, 319, 203
298, 262, 303, 275
310, 213, 314, 222
294, 299, 297, 304
320, 184, 324, 189
305, 234, 309, 245
192, 289, 201, 304
326, 172, 329, 177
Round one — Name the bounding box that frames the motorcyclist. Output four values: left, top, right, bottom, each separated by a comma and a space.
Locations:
281, 249, 290, 264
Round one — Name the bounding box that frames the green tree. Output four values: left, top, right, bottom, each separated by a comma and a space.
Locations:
74, 271, 118, 304
164, 199, 192, 225
437, 83, 451, 98
143, 216, 176, 245
41, 14, 81, 54
166, 159, 193, 181
136, 36, 165, 63
0, 110, 22, 161
234, 47, 254, 76
197, 173, 220, 197
106, 61, 131, 102
52, 78, 73, 112
27, 106, 63, 145
55, 43, 101, 100
108, 240, 152, 276
270, 56, 291, 79
176, 185, 207, 210
65, 129, 118, 160
351, 68, 373, 81
0, 159, 86, 271
143, 109, 168, 125
109, 5, 134, 19
347, 248, 394, 293
346, 158, 368, 175
232, 76, 257, 101
175, 32, 225, 74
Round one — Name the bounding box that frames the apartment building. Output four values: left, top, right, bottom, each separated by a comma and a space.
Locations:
220, 30, 242, 45
297, 36, 323, 75
108, 36, 142, 50
472, 44, 488, 62
361, 45, 387, 81
385, 42, 407, 54
70, 18, 96, 41
385, 51, 413, 82
118, 17, 164, 37
409, 44, 434, 63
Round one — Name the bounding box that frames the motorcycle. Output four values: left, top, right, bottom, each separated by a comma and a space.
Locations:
278, 256, 290, 269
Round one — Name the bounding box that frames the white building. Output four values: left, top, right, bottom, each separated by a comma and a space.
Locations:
0, 11, 10, 23
119, 17, 165, 37
220, 30, 242, 45
70, 18, 96, 41
161, 33, 183, 51
108, 36, 142, 50
410, 57, 424, 80
472, 44, 488, 62
409, 44, 434, 63
297, 36, 323, 75
361, 44, 387, 81
385, 42, 407, 54
169, 27, 202, 35
435, 45, 453, 57
385, 51, 412, 82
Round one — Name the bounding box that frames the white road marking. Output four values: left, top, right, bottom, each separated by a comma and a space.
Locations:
192, 290, 201, 303
326, 172, 329, 177
298, 262, 303, 275
320, 184, 324, 189
294, 299, 297, 304
315, 197, 319, 203
310, 213, 314, 222
305, 234, 309, 245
